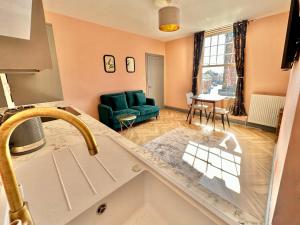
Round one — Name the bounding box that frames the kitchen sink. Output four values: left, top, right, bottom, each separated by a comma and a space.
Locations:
67, 171, 227, 225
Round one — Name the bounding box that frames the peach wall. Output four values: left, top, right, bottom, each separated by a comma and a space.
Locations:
164, 12, 290, 112
268, 60, 300, 224
45, 12, 165, 118
244, 12, 290, 112
165, 36, 194, 109
46, 11, 289, 119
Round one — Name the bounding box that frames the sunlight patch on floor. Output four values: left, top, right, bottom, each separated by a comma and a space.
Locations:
182, 133, 242, 193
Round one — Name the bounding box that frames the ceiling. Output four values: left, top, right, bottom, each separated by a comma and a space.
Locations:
43, 0, 290, 41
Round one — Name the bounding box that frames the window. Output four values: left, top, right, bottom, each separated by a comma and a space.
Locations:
201, 31, 237, 96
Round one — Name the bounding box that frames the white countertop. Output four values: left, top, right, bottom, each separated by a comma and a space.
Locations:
0, 102, 262, 225
14, 135, 143, 225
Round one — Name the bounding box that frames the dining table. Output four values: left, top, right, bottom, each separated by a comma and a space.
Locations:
188, 94, 226, 130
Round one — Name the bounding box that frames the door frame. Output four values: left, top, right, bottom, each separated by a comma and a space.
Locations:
145, 53, 165, 107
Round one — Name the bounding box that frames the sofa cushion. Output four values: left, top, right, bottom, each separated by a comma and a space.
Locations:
125, 90, 143, 107
135, 92, 147, 106
100, 92, 125, 107
109, 94, 128, 111
130, 105, 159, 116
113, 108, 140, 117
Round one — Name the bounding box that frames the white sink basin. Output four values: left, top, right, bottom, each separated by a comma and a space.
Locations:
67, 171, 227, 225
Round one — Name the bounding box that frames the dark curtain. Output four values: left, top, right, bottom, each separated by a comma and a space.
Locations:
232, 20, 248, 116
192, 31, 205, 95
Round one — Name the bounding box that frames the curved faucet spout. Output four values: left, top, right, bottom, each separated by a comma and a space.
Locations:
0, 107, 99, 225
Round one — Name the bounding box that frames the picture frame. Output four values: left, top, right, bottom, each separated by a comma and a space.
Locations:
103, 55, 116, 73
126, 57, 135, 73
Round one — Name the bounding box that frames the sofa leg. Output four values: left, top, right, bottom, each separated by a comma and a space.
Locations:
156, 115, 158, 119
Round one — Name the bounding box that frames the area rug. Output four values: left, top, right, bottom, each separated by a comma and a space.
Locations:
143, 127, 271, 220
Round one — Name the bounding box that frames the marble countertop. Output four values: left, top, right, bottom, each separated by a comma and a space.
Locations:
103, 129, 262, 225
0, 102, 262, 225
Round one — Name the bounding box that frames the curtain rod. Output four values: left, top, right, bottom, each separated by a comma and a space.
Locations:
205, 25, 232, 36
204, 19, 254, 36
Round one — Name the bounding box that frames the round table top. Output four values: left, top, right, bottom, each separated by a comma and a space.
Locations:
117, 114, 137, 122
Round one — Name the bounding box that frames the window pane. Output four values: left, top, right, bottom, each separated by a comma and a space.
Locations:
218, 34, 226, 44
217, 45, 225, 55
204, 47, 210, 57
210, 46, 217, 56
226, 32, 233, 43
217, 55, 225, 64
204, 37, 211, 47
203, 56, 210, 65
201, 67, 224, 95
211, 35, 218, 46
225, 54, 235, 64
225, 55, 231, 64
225, 43, 234, 54
218, 66, 237, 96
210, 56, 217, 65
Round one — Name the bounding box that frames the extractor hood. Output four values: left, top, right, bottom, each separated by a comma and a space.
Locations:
0, 0, 52, 73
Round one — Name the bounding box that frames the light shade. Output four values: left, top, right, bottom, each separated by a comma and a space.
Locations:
159, 6, 180, 32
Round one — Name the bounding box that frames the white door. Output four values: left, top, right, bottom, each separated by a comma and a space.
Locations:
146, 54, 164, 107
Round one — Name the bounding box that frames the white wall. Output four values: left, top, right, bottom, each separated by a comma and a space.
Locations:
268, 60, 300, 224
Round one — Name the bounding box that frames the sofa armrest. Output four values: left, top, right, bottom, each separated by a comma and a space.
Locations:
98, 104, 113, 126
146, 98, 155, 106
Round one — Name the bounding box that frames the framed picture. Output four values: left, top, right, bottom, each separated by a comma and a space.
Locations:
126, 57, 135, 73
103, 55, 116, 73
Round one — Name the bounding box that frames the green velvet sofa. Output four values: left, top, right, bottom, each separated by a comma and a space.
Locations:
98, 90, 159, 130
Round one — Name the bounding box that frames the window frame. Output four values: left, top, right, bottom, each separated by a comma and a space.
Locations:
199, 29, 237, 97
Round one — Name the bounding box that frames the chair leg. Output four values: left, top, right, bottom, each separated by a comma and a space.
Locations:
226, 114, 230, 127
193, 109, 196, 118
204, 109, 208, 119
221, 114, 225, 130
200, 110, 202, 124
206, 112, 211, 125
186, 107, 192, 121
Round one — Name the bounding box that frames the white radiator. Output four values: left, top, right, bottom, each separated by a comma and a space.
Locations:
247, 94, 285, 128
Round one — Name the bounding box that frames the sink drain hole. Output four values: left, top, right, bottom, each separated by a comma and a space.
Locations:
97, 203, 107, 215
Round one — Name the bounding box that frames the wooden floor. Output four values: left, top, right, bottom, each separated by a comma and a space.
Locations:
120, 109, 275, 146
120, 109, 276, 220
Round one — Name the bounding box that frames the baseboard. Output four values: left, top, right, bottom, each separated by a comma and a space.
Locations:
164, 105, 276, 133
164, 105, 188, 113
245, 122, 276, 133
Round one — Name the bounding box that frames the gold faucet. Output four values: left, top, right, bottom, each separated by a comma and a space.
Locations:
0, 107, 99, 225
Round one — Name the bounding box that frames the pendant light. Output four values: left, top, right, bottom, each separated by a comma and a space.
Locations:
159, 6, 180, 32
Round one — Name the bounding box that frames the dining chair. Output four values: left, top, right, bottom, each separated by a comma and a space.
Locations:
206, 97, 235, 130
186, 92, 208, 123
